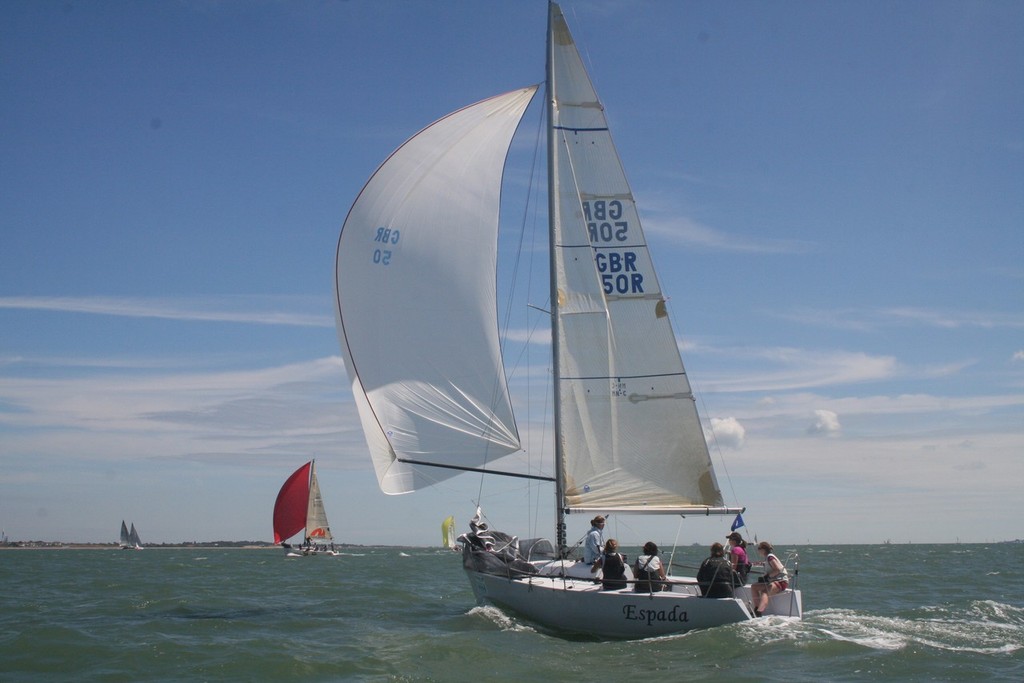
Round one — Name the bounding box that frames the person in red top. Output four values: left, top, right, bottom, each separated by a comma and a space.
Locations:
726, 531, 750, 584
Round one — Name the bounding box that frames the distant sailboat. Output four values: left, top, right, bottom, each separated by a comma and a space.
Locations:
119, 520, 143, 550
272, 460, 338, 556
442, 515, 457, 551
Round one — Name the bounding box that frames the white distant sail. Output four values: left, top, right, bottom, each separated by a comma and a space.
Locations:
305, 464, 333, 542
128, 523, 142, 550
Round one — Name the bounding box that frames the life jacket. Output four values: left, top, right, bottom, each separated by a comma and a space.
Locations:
765, 553, 789, 582
600, 552, 626, 589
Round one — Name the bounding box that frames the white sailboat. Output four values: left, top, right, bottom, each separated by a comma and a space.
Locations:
119, 520, 143, 550
334, 2, 801, 638
273, 460, 339, 556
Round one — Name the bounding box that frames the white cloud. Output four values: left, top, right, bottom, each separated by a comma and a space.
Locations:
707, 416, 746, 449
807, 409, 841, 436
697, 347, 899, 392
0, 356, 353, 464
746, 392, 1024, 420
643, 215, 811, 254
778, 306, 1024, 332
0, 296, 333, 327
1013, 350, 1024, 363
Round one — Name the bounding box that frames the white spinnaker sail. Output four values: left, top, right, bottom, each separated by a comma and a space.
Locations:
335, 87, 537, 495
548, 5, 723, 511
305, 464, 333, 541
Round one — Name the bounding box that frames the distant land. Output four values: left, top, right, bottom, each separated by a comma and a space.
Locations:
0, 540, 374, 550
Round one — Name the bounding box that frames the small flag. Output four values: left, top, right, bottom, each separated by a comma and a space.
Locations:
731, 513, 745, 531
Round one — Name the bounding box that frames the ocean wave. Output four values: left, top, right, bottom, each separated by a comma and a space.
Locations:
792, 604, 1024, 654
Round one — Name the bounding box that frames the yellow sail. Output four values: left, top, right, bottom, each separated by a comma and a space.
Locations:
441, 515, 456, 550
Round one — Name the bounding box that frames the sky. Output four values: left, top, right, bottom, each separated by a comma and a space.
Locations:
1, 0, 1021, 548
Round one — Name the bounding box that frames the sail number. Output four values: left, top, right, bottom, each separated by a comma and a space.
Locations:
583, 200, 628, 243
372, 226, 400, 266
583, 200, 645, 294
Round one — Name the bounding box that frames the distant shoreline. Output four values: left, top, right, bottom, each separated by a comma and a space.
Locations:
0, 542, 373, 550
0, 544, 278, 550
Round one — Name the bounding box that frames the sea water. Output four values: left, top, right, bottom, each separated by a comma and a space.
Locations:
1, 544, 1021, 682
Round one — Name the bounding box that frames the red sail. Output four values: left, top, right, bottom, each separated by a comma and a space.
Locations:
272, 461, 311, 543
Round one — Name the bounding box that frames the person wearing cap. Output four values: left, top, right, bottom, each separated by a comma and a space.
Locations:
726, 531, 751, 584
583, 515, 606, 564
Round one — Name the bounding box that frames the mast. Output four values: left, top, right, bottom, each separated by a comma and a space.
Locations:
546, 1, 567, 556
307, 459, 315, 538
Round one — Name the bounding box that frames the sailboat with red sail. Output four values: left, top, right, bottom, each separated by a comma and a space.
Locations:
272, 460, 338, 556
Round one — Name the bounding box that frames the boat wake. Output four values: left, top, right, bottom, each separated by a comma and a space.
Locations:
466, 605, 537, 634
746, 601, 1023, 654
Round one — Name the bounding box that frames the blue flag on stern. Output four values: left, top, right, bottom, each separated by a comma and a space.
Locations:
731, 514, 745, 532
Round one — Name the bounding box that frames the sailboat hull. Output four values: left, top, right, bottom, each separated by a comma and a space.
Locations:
465, 570, 801, 639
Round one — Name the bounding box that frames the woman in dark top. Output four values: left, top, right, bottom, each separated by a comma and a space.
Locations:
593, 538, 627, 590
696, 542, 740, 598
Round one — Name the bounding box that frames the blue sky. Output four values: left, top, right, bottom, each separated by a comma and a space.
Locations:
1, 0, 1021, 547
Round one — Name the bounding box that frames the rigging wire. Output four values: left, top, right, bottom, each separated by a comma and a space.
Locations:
663, 297, 744, 513
479, 85, 552, 540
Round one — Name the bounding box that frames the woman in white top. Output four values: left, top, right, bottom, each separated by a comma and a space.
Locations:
751, 541, 790, 616
633, 541, 667, 592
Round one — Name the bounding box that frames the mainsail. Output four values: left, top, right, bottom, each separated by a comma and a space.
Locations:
335, 87, 537, 495
119, 520, 130, 547
305, 465, 333, 542
546, 4, 724, 513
